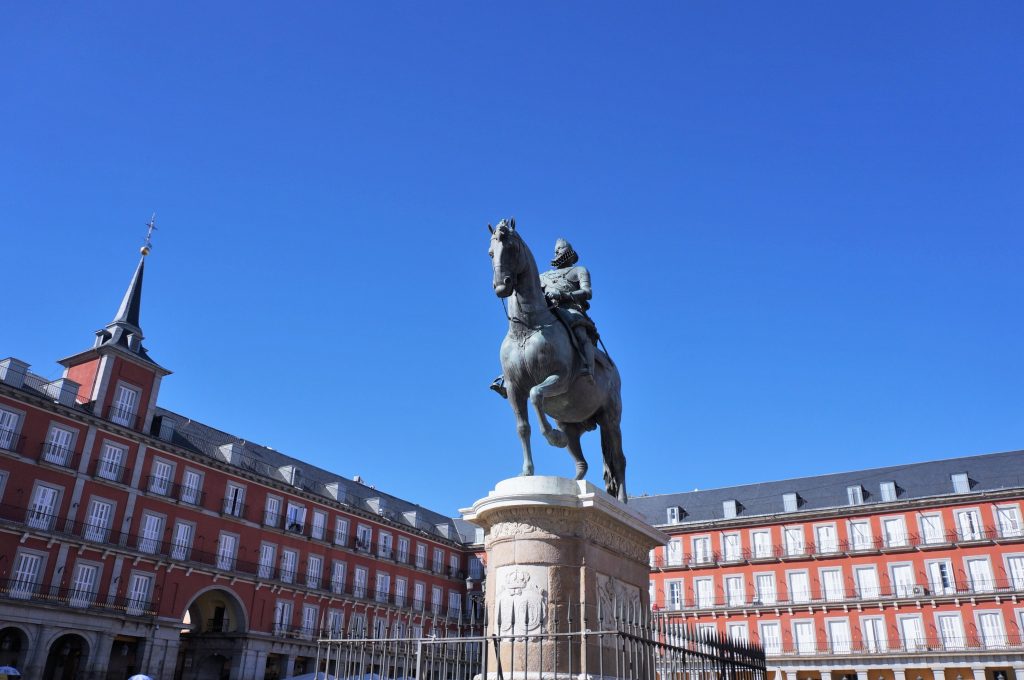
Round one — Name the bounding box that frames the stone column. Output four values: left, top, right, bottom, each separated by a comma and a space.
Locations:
932, 668, 947, 680
462, 476, 667, 680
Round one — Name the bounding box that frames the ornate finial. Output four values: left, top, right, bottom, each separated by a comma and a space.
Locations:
141, 213, 157, 256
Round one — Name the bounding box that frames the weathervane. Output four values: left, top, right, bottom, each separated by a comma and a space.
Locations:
141, 213, 157, 256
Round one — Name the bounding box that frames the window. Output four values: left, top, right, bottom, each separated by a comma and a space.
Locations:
415, 543, 427, 568
755, 573, 776, 605
84, 498, 114, 542
307, 554, 323, 589
784, 526, 804, 556
376, 572, 390, 603
724, 575, 744, 606
694, 577, 714, 608
334, 516, 350, 545
1007, 555, 1024, 590
890, 563, 915, 597
826, 619, 851, 653
899, 615, 925, 651
787, 571, 810, 604
373, 616, 388, 639
433, 547, 445, 573
0, 407, 20, 451
952, 473, 970, 494
667, 506, 681, 524
392, 621, 404, 639
274, 600, 293, 634
920, 513, 945, 544
111, 383, 140, 426
149, 459, 173, 495
258, 543, 276, 579
354, 566, 368, 598
43, 424, 75, 466
311, 510, 327, 540
793, 620, 815, 654
378, 531, 393, 559
223, 482, 246, 517
413, 582, 426, 611
217, 532, 238, 570
783, 493, 798, 512
955, 509, 983, 541
395, 577, 408, 606
449, 553, 460, 576
356, 524, 373, 551
751, 530, 772, 558
302, 604, 319, 638
27, 483, 60, 530
69, 562, 99, 607
937, 613, 965, 649
927, 560, 955, 595
978, 611, 1007, 649
821, 568, 844, 602
431, 585, 443, 614
97, 442, 127, 481
815, 524, 838, 554
286, 502, 307, 533
862, 617, 887, 652
469, 555, 483, 579
280, 549, 298, 583
397, 536, 410, 563
849, 520, 872, 551
667, 579, 683, 609
349, 612, 366, 637
666, 538, 683, 566
180, 469, 203, 505
721, 534, 740, 562
846, 486, 864, 505
10, 551, 42, 598
171, 521, 195, 561
264, 495, 282, 527
966, 557, 994, 593
326, 609, 344, 638
880, 481, 898, 502
723, 500, 738, 519
996, 506, 1022, 538
854, 566, 880, 598
126, 573, 153, 615
759, 621, 781, 654
691, 536, 712, 564
448, 591, 462, 617
331, 561, 347, 594
138, 513, 163, 554
882, 516, 908, 547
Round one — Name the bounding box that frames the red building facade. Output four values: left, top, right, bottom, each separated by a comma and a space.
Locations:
0, 252, 481, 680
636, 454, 1024, 680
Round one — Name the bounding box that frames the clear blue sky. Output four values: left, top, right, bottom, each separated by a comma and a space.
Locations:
2, 3, 1021, 516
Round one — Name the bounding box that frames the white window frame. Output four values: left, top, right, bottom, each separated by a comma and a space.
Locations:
758, 621, 781, 654
415, 543, 427, 568
43, 423, 77, 466
724, 574, 744, 607
83, 496, 115, 542
919, 512, 946, 545
880, 481, 898, 502
356, 524, 373, 551
10, 549, 45, 599
666, 578, 684, 609
783, 526, 804, 556
149, 458, 175, 496
286, 501, 307, 533
995, 504, 1023, 538
754, 572, 776, 605
751, 529, 772, 559
375, 571, 391, 603
955, 508, 984, 541
378, 531, 394, 559
27, 482, 62, 530
258, 542, 277, 579
691, 535, 712, 565
897, 613, 926, 651
791, 618, 816, 655
311, 509, 327, 540
69, 560, 101, 607
881, 515, 909, 548
721, 533, 741, 562
814, 523, 838, 554
846, 485, 864, 506
432, 547, 445, 573
97, 441, 128, 482
965, 556, 995, 593
820, 567, 845, 602
975, 609, 1007, 649
397, 535, 410, 563
280, 549, 298, 583
825, 617, 852, 653
787, 570, 811, 604
110, 382, 141, 427
0, 406, 23, 451
264, 494, 283, 528
223, 482, 246, 518
889, 561, 916, 598
180, 468, 203, 505
952, 473, 970, 494
848, 519, 873, 551
307, 554, 323, 589
217, 531, 239, 570
862, 615, 887, 652
126, 571, 154, 616
926, 558, 956, 595
334, 516, 350, 545
354, 566, 369, 598
693, 577, 715, 608
935, 611, 966, 650
331, 560, 347, 594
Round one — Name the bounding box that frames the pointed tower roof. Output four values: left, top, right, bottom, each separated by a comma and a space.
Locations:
111, 256, 145, 330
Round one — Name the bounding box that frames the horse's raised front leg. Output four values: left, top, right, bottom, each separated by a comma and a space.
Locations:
529, 374, 570, 448
507, 385, 534, 476
558, 421, 588, 480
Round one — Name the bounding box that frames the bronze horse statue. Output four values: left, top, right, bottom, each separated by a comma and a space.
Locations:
488, 218, 628, 502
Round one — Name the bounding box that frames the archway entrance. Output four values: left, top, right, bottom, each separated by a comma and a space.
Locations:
175, 587, 247, 680
42, 634, 89, 680
0, 627, 28, 672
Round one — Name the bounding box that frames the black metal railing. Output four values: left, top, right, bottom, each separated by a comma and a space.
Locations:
0, 577, 154, 616
220, 498, 248, 520
766, 633, 1024, 657
90, 456, 131, 484
38, 442, 79, 469
105, 404, 142, 430
0, 432, 24, 454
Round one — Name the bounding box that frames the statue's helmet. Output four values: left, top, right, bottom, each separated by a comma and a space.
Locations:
551, 238, 579, 268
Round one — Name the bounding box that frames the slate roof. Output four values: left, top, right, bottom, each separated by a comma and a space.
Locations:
153, 406, 464, 542
629, 449, 1024, 527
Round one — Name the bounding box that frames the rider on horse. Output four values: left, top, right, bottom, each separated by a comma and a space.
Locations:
490, 237, 600, 398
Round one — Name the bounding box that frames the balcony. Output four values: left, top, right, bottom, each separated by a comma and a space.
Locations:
766, 634, 1024, 657
91, 456, 131, 484
38, 442, 79, 470
220, 498, 249, 520
0, 577, 154, 616
106, 403, 142, 430
0, 430, 25, 454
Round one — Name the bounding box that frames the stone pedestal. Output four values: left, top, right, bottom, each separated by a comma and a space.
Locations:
462, 476, 667, 680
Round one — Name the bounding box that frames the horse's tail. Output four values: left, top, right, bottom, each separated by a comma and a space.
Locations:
600, 416, 627, 501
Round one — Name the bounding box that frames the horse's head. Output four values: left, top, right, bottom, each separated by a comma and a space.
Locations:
488, 217, 522, 298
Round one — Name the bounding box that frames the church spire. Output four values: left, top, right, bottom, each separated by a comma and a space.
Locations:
110, 214, 156, 330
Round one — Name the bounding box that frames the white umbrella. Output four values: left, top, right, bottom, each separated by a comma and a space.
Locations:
127, 675, 153, 680
0, 667, 21, 678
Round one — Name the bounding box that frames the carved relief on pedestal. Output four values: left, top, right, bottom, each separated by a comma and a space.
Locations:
595, 572, 641, 630
495, 565, 548, 635
485, 507, 578, 545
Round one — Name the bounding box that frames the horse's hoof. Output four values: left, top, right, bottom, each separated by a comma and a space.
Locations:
521, 465, 534, 476
545, 429, 568, 448
574, 461, 588, 480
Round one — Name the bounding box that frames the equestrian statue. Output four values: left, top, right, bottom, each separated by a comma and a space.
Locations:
487, 218, 628, 503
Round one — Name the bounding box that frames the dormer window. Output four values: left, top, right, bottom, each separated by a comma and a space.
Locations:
880, 481, 897, 502
952, 473, 970, 494
783, 493, 799, 513
723, 500, 739, 519
666, 506, 683, 524
847, 486, 864, 506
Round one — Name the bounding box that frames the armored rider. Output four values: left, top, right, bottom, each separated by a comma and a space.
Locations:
490, 238, 599, 398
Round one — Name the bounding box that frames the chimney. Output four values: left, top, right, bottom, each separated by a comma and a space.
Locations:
0, 358, 29, 389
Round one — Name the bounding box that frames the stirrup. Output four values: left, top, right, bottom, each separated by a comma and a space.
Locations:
489, 379, 508, 399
